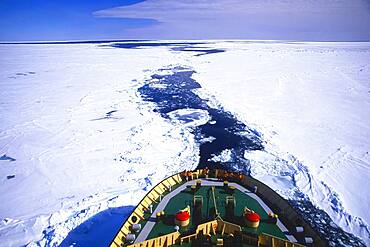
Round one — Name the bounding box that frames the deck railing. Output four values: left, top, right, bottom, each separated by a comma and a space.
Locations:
259, 233, 305, 247
127, 231, 180, 247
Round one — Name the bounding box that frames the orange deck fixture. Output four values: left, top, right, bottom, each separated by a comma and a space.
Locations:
244, 209, 261, 228
175, 211, 190, 227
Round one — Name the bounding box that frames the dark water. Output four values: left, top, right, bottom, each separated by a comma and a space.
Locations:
111, 42, 225, 56
171, 46, 225, 56
110, 42, 206, 49
289, 200, 366, 246
1, 40, 225, 57
187, 48, 225, 56
138, 67, 263, 173
0, 154, 16, 162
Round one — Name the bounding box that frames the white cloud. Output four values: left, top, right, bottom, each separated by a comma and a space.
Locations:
93, 0, 370, 40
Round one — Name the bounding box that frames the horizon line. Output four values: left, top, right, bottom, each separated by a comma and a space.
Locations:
2, 38, 370, 45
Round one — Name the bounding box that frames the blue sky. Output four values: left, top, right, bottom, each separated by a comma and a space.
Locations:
1, 0, 370, 41
0, 0, 153, 41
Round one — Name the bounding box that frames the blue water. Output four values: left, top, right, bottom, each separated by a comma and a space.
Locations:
111, 42, 225, 56
110, 42, 205, 49
172, 46, 225, 56
289, 200, 366, 246
138, 67, 263, 173
1, 40, 225, 57
186, 48, 225, 56
0, 155, 16, 162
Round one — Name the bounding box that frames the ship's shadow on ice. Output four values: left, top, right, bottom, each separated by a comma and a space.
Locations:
60, 206, 134, 247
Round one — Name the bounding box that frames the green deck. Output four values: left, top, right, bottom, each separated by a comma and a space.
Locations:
144, 184, 286, 241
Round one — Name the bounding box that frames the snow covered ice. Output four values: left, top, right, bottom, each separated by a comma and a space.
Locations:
0, 41, 369, 246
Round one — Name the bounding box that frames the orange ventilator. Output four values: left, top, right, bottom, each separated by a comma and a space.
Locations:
175, 206, 190, 227
244, 208, 261, 228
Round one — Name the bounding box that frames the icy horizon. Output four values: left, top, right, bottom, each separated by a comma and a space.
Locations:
2, 39, 370, 44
